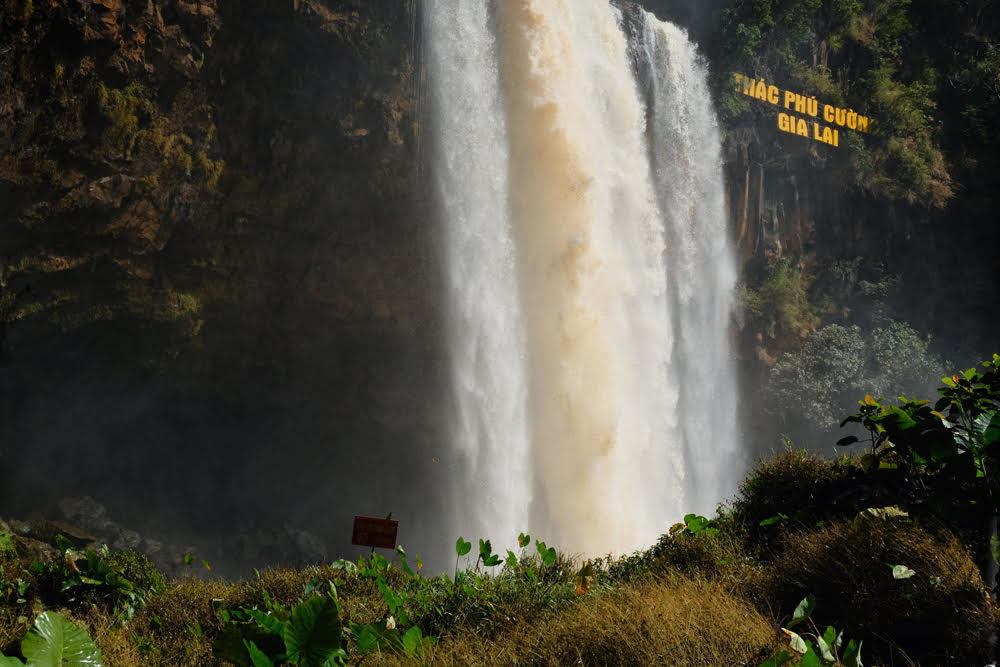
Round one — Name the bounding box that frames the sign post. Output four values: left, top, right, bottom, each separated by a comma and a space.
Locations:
351, 515, 398, 554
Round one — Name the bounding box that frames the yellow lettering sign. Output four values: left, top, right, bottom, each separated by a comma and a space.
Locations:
734, 72, 872, 147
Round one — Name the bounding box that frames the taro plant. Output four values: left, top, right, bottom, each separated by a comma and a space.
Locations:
761, 594, 863, 667
351, 551, 436, 659
0, 610, 103, 666
214, 581, 349, 666
40, 541, 161, 621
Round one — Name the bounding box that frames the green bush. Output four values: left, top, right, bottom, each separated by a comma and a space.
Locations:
765, 319, 944, 429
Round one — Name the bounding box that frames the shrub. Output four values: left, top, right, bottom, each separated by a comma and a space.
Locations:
754, 517, 995, 665
765, 319, 945, 430
732, 449, 853, 534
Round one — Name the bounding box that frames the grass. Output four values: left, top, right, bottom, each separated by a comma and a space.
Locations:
1, 448, 996, 665
376, 578, 782, 666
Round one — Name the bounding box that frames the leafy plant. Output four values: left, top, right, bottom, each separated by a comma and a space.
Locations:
838, 355, 1000, 494
761, 595, 863, 667
214, 580, 348, 666
0, 611, 103, 666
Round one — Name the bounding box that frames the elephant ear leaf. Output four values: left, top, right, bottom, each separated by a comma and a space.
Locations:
982, 411, 1000, 447
282, 596, 343, 666
21, 611, 103, 666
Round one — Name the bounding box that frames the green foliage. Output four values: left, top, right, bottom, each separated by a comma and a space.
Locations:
214, 580, 348, 666
0, 532, 13, 557
766, 320, 944, 429
28, 543, 163, 622
838, 355, 1000, 512
98, 82, 153, 160
714, 0, 957, 207
0, 611, 102, 666
761, 593, 863, 667
741, 259, 819, 337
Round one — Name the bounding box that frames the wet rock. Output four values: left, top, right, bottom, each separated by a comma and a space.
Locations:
26, 519, 97, 549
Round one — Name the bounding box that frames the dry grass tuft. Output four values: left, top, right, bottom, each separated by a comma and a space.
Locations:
733, 449, 853, 530
376, 578, 781, 666
87, 566, 387, 666
754, 516, 996, 665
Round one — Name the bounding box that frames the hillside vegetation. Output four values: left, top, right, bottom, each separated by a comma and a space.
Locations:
3, 359, 998, 665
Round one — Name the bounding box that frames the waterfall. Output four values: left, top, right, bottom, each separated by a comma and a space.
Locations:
634, 11, 742, 514
424, 0, 532, 545
426, 0, 740, 558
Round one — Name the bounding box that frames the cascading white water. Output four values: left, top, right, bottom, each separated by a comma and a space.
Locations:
426, 0, 740, 557
634, 11, 742, 514
424, 0, 532, 546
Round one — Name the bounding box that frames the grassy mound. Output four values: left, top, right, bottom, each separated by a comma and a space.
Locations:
755, 516, 995, 664
2, 448, 997, 665
386, 579, 780, 666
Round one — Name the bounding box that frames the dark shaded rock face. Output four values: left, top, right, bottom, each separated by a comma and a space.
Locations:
0, 0, 451, 574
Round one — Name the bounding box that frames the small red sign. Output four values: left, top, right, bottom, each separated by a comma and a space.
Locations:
351, 516, 398, 550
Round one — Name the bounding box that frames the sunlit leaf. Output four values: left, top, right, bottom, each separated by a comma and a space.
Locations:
283, 596, 344, 665
787, 594, 815, 628
891, 564, 916, 579
21, 611, 103, 666
455, 537, 472, 557
842, 638, 863, 667
785, 629, 807, 653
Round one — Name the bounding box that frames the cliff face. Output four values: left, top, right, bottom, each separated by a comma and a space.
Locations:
0, 0, 450, 572
2, 0, 997, 568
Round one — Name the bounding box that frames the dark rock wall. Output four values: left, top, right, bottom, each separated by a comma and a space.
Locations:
0, 0, 451, 574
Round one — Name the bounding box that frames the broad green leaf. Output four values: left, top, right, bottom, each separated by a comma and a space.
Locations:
983, 412, 1000, 447
401, 626, 423, 657
891, 564, 916, 579
506, 550, 518, 568
243, 640, 275, 667
0, 658, 25, 666
815, 632, 836, 663
760, 513, 788, 527
800, 642, 823, 667
355, 625, 378, 654
541, 546, 557, 566
455, 537, 471, 557
283, 596, 344, 665
786, 594, 815, 628
786, 629, 807, 653
247, 609, 288, 638
842, 639, 863, 667
518, 533, 530, 548
822, 626, 837, 650
21, 611, 103, 667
